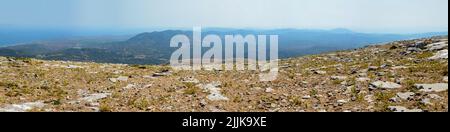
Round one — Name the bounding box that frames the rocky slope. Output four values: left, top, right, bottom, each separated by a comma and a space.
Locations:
0, 36, 448, 112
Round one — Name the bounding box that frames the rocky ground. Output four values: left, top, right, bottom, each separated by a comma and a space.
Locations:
0, 36, 448, 112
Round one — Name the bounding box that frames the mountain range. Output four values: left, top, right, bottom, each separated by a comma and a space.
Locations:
0, 28, 447, 64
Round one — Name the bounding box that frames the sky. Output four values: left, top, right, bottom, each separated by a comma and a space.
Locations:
0, 0, 448, 33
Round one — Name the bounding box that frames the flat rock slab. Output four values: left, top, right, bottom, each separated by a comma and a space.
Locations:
0, 101, 45, 112
370, 81, 402, 89
426, 42, 448, 51
429, 49, 448, 60
78, 93, 112, 102
416, 83, 448, 92
396, 92, 415, 100
388, 106, 423, 112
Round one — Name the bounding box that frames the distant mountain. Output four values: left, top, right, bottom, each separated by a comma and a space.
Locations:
0, 27, 135, 47
0, 36, 131, 57
0, 28, 447, 64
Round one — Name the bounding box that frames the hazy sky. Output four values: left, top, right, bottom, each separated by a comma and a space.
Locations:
0, 0, 448, 33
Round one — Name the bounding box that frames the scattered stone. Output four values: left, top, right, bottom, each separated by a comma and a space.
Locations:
259, 68, 279, 81
252, 87, 263, 91
123, 84, 136, 89
77, 89, 88, 96
208, 106, 226, 112
112, 70, 123, 74
369, 81, 402, 90
356, 77, 370, 82
428, 94, 443, 100
388, 106, 423, 112
407, 47, 421, 52
375, 72, 386, 76
337, 99, 348, 106
314, 70, 327, 75
340, 81, 348, 86
395, 78, 405, 84
331, 76, 347, 80
389, 97, 398, 102
421, 98, 433, 106
199, 99, 207, 107
344, 86, 354, 94
143, 84, 153, 88
88, 102, 100, 107
207, 93, 229, 101
391, 66, 408, 70
327, 92, 334, 97
428, 49, 448, 60
200, 82, 229, 101
265, 87, 274, 93
270, 103, 277, 108
416, 83, 448, 92
317, 109, 327, 112
116, 76, 129, 82
358, 72, 368, 77
302, 95, 311, 99
396, 92, 415, 100
364, 95, 374, 103
143, 75, 152, 78
368, 66, 379, 71
443, 76, 448, 82
0, 101, 46, 112
153, 70, 172, 77
87, 107, 100, 112
269, 108, 281, 112
67, 65, 83, 69
78, 93, 111, 102
181, 77, 200, 84
109, 78, 118, 83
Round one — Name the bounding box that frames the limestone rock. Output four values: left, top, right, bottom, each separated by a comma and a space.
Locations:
0, 101, 46, 112
388, 106, 423, 112
396, 92, 415, 100
369, 81, 402, 90
429, 49, 448, 60
416, 83, 448, 92
78, 93, 111, 102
